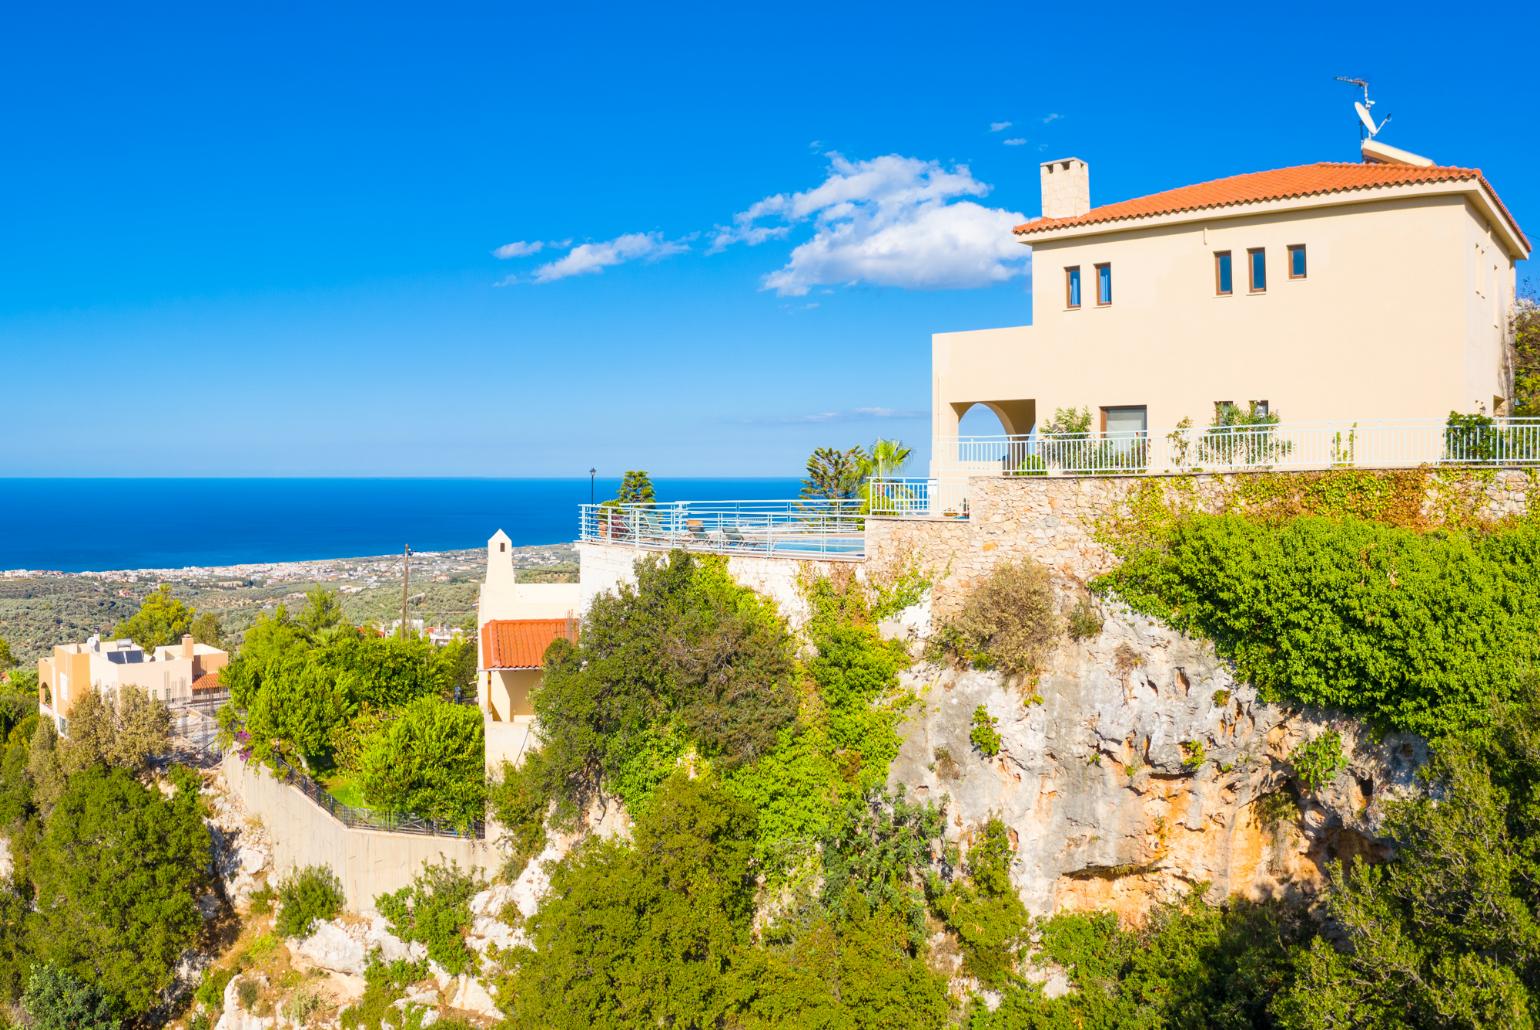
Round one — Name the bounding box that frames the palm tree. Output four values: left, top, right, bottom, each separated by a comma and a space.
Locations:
866, 437, 913, 479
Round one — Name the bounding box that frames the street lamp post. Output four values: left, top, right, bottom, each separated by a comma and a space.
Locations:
589, 467, 597, 505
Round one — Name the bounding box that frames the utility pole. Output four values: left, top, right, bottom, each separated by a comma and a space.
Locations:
400, 544, 411, 639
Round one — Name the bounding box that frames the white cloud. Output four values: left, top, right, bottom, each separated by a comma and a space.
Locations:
1042, 112, 1063, 124
989, 120, 1012, 132
492, 240, 545, 259
530, 232, 689, 283
716, 153, 1026, 296
1003, 137, 1027, 147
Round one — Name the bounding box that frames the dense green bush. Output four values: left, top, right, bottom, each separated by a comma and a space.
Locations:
1290, 731, 1347, 793
275, 865, 344, 938
355, 695, 485, 828
376, 862, 483, 976
22, 964, 121, 1030
1100, 514, 1540, 740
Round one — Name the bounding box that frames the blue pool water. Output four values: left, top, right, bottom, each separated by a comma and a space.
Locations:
0, 477, 805, 571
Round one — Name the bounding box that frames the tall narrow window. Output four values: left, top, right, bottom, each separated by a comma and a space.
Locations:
1288, 244, 1307, 279
1248, 248, 1267, 292
1065, 266, 1081, 309
1095, 263, 1112, 306
1215, 251, 1233, 295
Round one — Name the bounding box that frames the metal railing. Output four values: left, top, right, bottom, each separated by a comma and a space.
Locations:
578, 499, 866, 559
257, 751, 484, 839
872, 417, 1540, 516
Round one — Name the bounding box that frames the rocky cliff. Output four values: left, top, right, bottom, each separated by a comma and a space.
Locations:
888, 600, 1426, 923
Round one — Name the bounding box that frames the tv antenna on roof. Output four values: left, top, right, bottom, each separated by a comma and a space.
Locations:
1336, 76, 1390, 140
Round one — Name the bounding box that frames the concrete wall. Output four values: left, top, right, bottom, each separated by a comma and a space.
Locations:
221, 753, 502, 915
578, 542, 853, 629
868, 468, 1536, 619
933, 191, 1521, 463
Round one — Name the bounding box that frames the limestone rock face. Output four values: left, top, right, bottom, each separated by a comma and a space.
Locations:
215, 974, 273, 1030
888, 602, 1425, 922
293, 920, 367, 977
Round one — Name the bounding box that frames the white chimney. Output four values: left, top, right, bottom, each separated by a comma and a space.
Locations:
1040, 157, 1090, 220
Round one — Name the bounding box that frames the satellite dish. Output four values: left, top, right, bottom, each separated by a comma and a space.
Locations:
1354, 100, 1389, 139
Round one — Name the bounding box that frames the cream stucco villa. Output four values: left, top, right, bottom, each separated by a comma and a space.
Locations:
37, 633, 229, 735
930, 138, 1531, 482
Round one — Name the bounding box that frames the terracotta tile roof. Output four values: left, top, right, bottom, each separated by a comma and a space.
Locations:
481, 619, 577, 670
191, 671, 224, 693
1014, 162, 1527, 250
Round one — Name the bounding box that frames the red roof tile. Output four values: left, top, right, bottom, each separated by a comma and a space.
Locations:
481, 619, 577, 670
1014, 162, 1527, 250
192, 671, 223, 693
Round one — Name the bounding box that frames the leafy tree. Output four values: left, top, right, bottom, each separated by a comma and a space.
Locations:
502, 773, 756, 1029
275, 865, 344, 938
355, 695, 485, 828
295, 587, 346, 640
615, 469, 656, 505
931, 818, 1030, 986
801, 446, 868, 502
862, 437, 913, 480
22, 964, 121, 1030
50, 686, 170, 780
29, 766, 210, 1017
533, 552, 796, 819
187, 610, 225, 649
1512, 297, 1540, 417
243, 658, 351, 770
0, 636, 14, 671
376, 862, 483, 975
111, 584, 196, 651
0, 875, 31, 1001
732, 896, 951, 1029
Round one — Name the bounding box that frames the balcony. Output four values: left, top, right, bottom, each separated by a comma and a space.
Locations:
578, 499, 866, 560
875, 416, 1540, 516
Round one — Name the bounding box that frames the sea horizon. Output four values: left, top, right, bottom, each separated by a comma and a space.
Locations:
0, 476, 806, 573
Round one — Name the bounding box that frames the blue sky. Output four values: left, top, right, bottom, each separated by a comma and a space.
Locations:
2, 1, 1535, 477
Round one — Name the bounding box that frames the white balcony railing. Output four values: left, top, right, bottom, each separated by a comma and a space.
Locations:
579, 499, 866, 559
872, 417, 1540, 516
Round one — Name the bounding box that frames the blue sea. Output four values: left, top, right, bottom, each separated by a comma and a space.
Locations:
0, 478, 805, 572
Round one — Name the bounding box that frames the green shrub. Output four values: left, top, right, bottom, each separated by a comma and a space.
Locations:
275, 865, 344, 938
1290, 732, 1347, 793
1066, 599, 1104, 641
354, 694, 485, 829
932, 819, 1028, 987
969, 706, 1002, 758
376, 862, 482, 976
1181, 740, 1206, 772
22, 964, 121, 1030
194, 966, 234, 1011
937, 559, 1062, 678
1100, 514, 1540, 741
235, 977, 260, 1010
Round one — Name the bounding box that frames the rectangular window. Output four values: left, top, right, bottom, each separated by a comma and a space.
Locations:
1095, 263, 1112, 306
1065, 266, 1081, 309
1101, 405, 1147, 454
1214, 401, 1235, 420
1248, 248, 1267, 292
1288, 244, 1306, 279
1251, 400, 1270, 417
1215, 251, 1233, 295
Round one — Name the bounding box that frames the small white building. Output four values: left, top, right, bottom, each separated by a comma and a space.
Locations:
476, 530, 581, 771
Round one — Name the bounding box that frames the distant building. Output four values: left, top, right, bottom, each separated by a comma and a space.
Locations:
477, 530, 581, 770
36, 633, 229, 735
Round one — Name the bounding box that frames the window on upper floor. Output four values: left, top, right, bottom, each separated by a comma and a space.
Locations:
1251, 399, 1270, 417
1248, 248, 1267, 292
1065, 266, 1081, 309
1096, 263, 1112, 306
1215, 251, 1233, 296
1288, 244, 1306, 279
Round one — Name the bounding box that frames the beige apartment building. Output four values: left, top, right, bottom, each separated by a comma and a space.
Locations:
476, 529, 580, 770
932, 140, 1530, 476
37, 633, 228, 734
